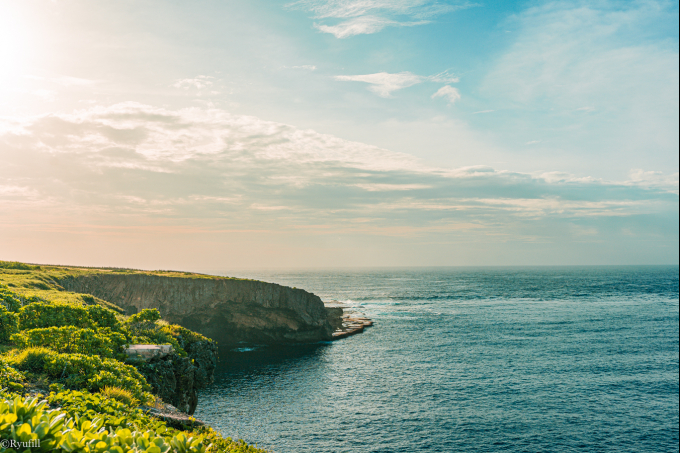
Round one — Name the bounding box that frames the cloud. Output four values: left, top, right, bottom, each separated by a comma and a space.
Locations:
431, 85, 460, 104
335, 71, 423, 97
314, 16, 414, 38
289, 0, 477, 37
0, 102, 675, 223
335, 70, 459, 97
1, 102, 676, 266
172, 76, 214, 90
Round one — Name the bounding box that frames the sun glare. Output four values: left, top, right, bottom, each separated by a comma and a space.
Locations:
0, 3, 35, 84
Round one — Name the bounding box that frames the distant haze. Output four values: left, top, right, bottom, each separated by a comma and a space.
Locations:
0, 0, 678, 269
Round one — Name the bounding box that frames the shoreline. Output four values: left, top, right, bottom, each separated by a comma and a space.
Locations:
325, 301, 375, 339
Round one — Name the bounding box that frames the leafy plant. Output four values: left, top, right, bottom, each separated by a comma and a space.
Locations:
126, 309, 162, 334
0, 306, 18, 343
0, 394, 211, 453
0, 285, 22, 312
160, 325, 211, 354
0, 359, 24, 392
9, 348, 150, 401
11, 326, 127, 358
17, 301, 121, 331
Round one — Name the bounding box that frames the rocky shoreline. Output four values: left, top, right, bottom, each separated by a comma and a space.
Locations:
325, 301, 375, 339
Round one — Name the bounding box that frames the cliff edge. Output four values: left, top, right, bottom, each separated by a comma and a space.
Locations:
56, 273, 340, 347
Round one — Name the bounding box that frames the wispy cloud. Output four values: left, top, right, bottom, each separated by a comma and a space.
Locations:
431, 85, 461, 104
335, 70, 459, 97
335, 71, 422, 97
481, 0, 679, 163
315, 16, 412, 38
172, 76, 214, 90
289, 0, 477, 37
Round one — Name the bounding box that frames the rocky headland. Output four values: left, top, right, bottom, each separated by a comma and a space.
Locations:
56, 272, 344, 348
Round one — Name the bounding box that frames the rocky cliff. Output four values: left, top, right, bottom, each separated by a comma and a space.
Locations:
56, 273, 339, 347
134, 339, 218, 415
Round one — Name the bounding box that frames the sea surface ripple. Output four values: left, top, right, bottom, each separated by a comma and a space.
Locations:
195, 266, 679, 453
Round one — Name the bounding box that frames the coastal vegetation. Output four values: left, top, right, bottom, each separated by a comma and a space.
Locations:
0, 261, 267, 452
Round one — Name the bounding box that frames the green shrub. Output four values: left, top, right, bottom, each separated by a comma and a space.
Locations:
0, 285, 22, 312
18, 302, 91, 330
45, 390, 267, 453
17, 301, 121, 331
0, 359, 24, 391
8, 347, 53, 374
9, 349, 150, 401
124, 309, 186, 356
126, 308, 162, 334
161, 324, 211, 353
86, 304, 120, 329
48, 389, 160, 433
0, 394, 210, 453
0, 261, 39, 270
11, 326, 127, 358
100, 385, 139, 406
0, 306, 18, 343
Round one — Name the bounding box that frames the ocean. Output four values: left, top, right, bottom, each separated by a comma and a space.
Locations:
194, 266, 679, 453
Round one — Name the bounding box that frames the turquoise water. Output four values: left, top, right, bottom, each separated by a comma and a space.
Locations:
195, 266, 679, 453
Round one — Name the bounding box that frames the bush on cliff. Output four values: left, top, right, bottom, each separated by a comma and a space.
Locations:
160, 324, 211, 353
124, 308, 187, 357
0, 359, 24, 391
10, 326, 127, 358
18, 301, 120, 331
0, 306, 18, 343
0, 260, 40, 270
8, 347, 151, 402
126, 308, 162, 333
0, 285, 23, 312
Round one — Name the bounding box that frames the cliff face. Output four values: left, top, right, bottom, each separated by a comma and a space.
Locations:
135, 339, 217, 415
57, 273, 338, 347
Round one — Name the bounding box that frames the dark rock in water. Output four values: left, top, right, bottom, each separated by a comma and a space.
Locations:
57, 273, 342, 347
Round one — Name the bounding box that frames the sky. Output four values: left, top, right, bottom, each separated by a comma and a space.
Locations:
0, 0, 678, 270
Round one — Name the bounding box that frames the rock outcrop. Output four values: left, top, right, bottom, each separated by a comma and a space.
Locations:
131, 339, 218, 415
134, 352, 198, 414
57, 273, 340, 347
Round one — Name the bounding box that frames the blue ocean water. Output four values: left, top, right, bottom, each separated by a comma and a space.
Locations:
194, 266, 679, 453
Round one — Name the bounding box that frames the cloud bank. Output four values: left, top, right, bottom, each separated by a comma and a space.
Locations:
0, 103, 676, 266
